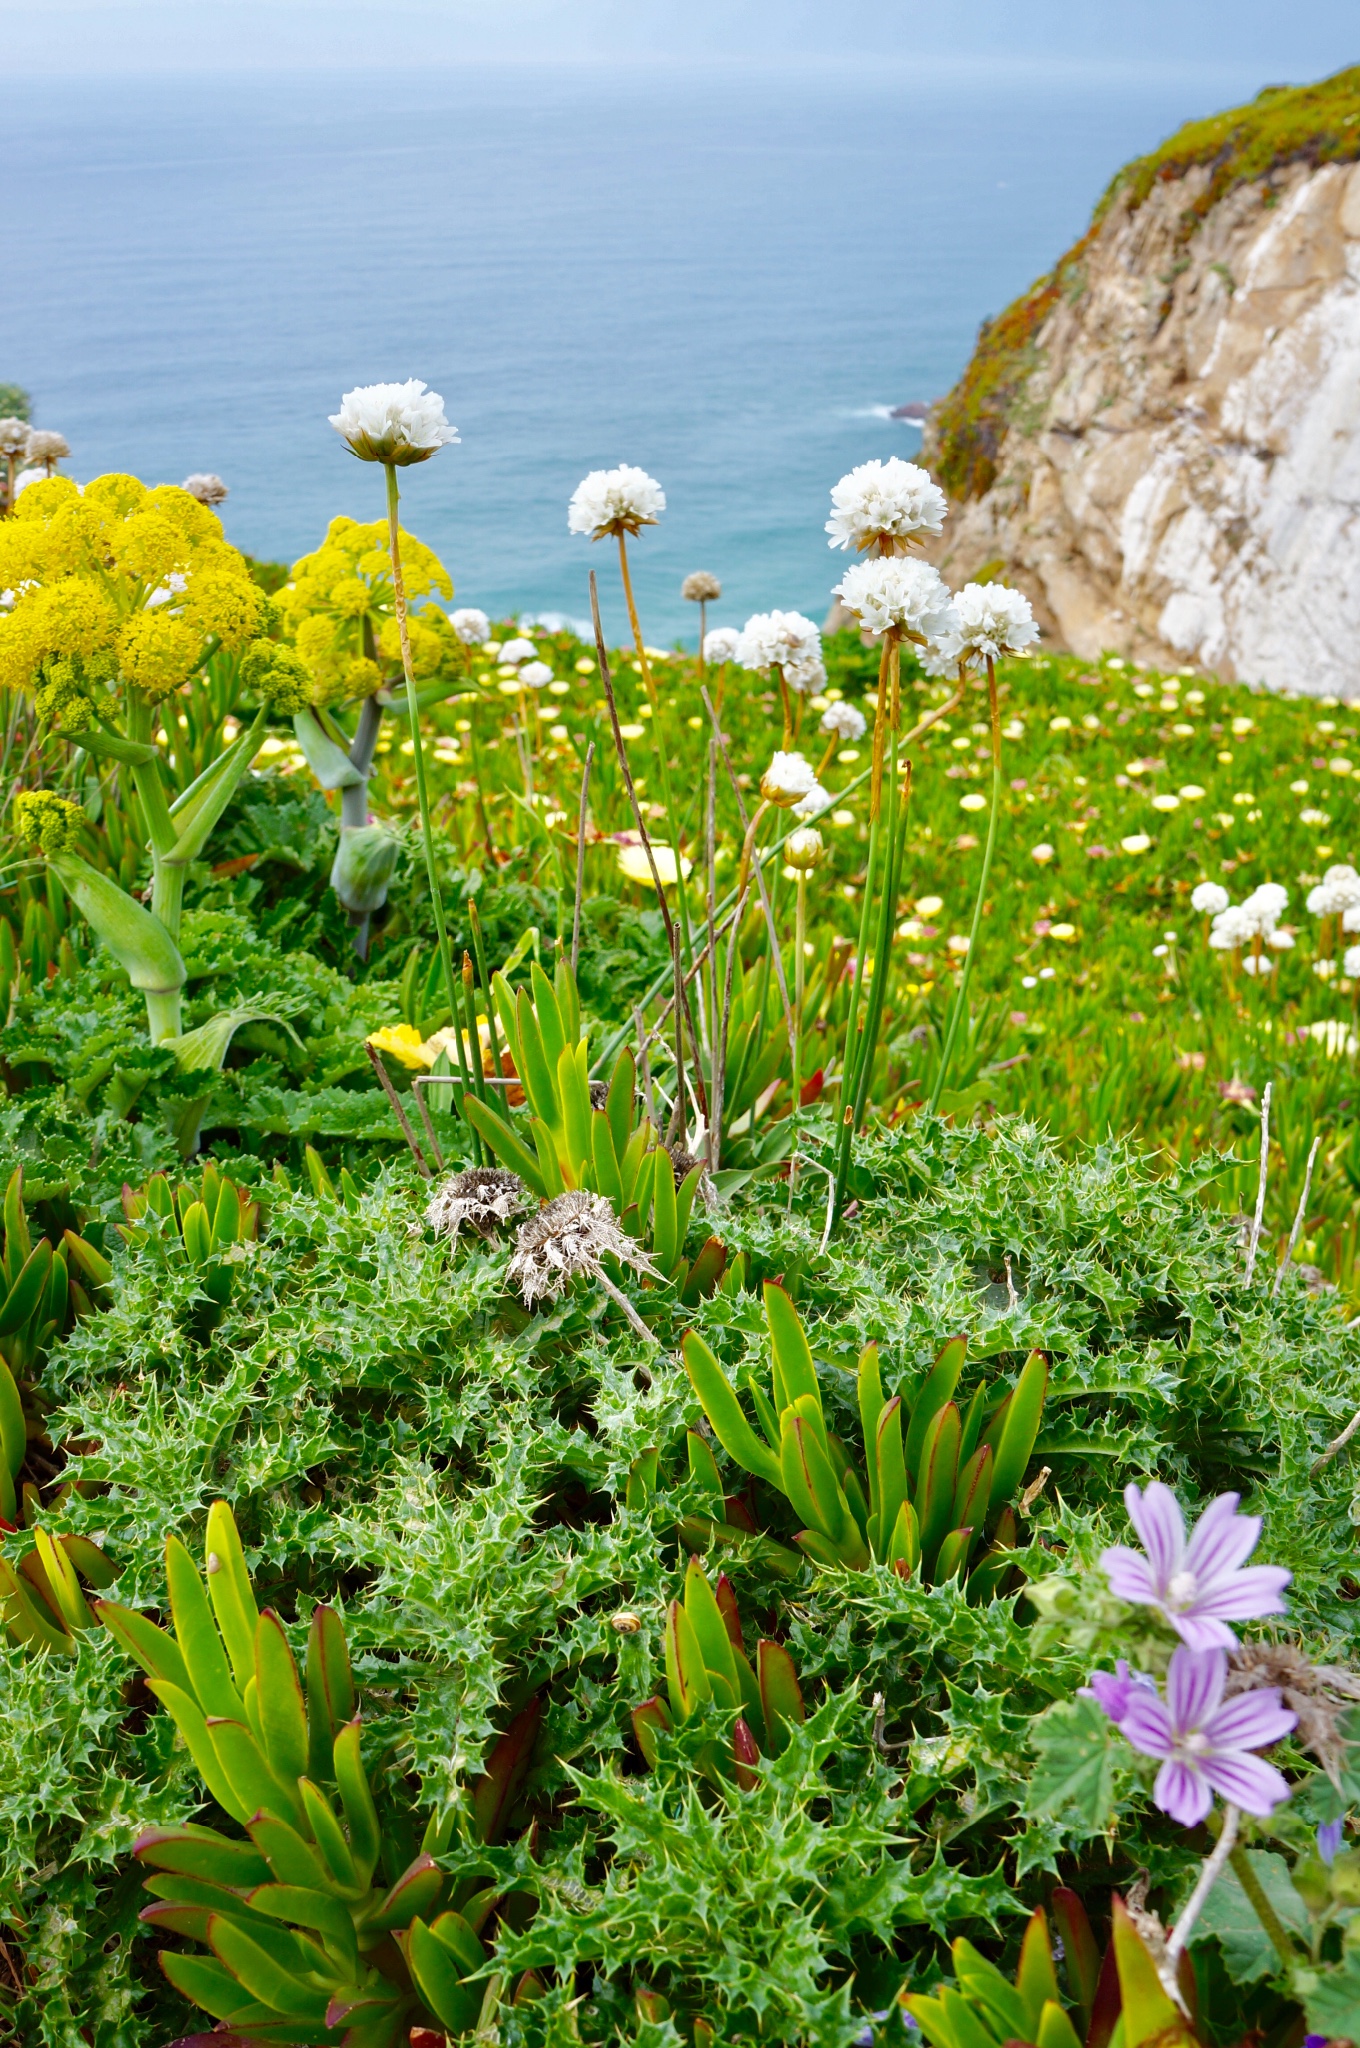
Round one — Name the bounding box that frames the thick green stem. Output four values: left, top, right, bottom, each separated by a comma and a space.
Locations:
384, 465, 472, 1138
928, 658, 1001, 1115
143, 986, 183, 1043
1228, 1843, 1297, 1970
151, 861, 185, 945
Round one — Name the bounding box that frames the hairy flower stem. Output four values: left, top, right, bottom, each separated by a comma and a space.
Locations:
616, 531, 694, 972
384, 466, 477, 1139
791, 870, 808, 1197
928, 656, 1002, 1115
1166, 1803, 1239, 1968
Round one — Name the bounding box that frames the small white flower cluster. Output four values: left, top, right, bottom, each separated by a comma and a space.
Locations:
450, 607, 491, 645
1191, 881, 1230, 916
761, 750, 831, 820
567, 464, 665, 540
1306, 864, 1360, 920
1208, 882, 1291, 970
949, 583, 1040, 662
703, 626, 740, 664
826, 457, 946, 553
820, 701, 866, 742
329, 380, 459, 465
832, 558, 955, 642
734, 610, 826, 695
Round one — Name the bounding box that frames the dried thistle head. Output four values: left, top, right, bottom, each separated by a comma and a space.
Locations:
1227, 1640, 1360, 1785
588, 1079, 612, 1113
682, 571, 721, 603
426, 1166, 527, 1243
507, 1190, 657, 1309
182, 472, 229, 508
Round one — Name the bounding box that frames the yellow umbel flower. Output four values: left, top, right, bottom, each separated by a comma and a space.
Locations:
13, 789, 84, 855
277, 514, 454, 705
0, 470, 262, 710
117, 612, 201, 698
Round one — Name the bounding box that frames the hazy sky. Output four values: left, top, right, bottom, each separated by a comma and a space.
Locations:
4, 0, 1357, 76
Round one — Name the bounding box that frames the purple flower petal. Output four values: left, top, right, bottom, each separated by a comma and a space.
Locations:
1165, 1646, 1226, 1728
1318, 1821, 1344, 1866
1199, 1750, 1292, 1817
1188, 1565, 1292, 1622
1087, 1662, 1138, 1723
1203, 1693, 1297, 1751
1169, 1611, 1244, 1652
1125, 1482, 1185, 1583
1120, 1693, 1175, 1760
1183, 1492, 1258, 1583
1100, 1547, 1160, 1604
1154, 1757, 1212, 1827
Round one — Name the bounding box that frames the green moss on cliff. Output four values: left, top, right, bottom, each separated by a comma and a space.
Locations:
932, 65, 1360, 503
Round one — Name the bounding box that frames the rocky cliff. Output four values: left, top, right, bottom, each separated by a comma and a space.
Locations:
921, 68, 1360, 695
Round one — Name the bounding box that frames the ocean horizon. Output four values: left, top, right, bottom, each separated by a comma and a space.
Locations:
9, 56, 1298, 643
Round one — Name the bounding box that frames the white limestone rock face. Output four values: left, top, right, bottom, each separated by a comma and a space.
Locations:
923, 160, 1360, 696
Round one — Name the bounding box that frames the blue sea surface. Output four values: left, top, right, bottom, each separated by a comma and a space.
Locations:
9, 61, 1275, 641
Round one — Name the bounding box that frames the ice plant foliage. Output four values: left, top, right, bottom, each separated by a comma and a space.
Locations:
1101, 1482, 1291, 1649
826, 456, 947, 553
567, 464, 665, 539
1094, 1646, 1295, 1824
328, 379, 459, 465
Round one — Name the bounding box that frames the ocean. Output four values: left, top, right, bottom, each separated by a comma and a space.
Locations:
10, 59, 1279, 643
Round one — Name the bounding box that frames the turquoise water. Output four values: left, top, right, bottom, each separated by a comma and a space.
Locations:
10, 62, 1275, 641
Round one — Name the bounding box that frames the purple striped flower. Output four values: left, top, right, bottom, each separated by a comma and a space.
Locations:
1102, 1646, 1296, 1827
1101, 1483, 1291, 1650
1318, 1819, 1345, 1866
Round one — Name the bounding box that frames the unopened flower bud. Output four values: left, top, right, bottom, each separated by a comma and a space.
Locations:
331, 821, 400, 916
784, 827, 824, 871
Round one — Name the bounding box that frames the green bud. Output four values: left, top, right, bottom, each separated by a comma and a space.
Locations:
240, 639, 313, 715
14, 789, 84, 855
330, 822, 399, 915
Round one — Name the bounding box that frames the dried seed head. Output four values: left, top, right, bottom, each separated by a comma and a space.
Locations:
588, 1079, 612, 1113
1226, 1640, 1360, 1785
182, 471, 228, 508
682, 571, 722, 603
507, 1190, 658, 1309
426, 1166, 527, 1243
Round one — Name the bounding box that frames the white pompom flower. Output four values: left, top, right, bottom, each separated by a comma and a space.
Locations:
1191, 881, 1230, 915
826, 457, 947, 553
734, 611, 826, 695
450, 607, 491, 645
703, 626, 740, 664
950, 583, 1040, 661
832, 557, 956, 643
820, 701, 866, 742
329, 380, 459, 465
568, 465, 665, 539
498, 638, 537, 666
760, 751, 819, 807
1345, 945, 1360, 979
519, 662, 554, 689
792, 783, 833, 822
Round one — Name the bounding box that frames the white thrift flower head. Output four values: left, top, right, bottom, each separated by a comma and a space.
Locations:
1242, 954, 1273, 976
508, 1190, 658, 1309
784, 826, 825, 871
1191, 881, 1230, 915
329, 380, 459, 466
792, 782, 833, 823
820, 700, 866, 742
1267, 928, 1295, 949
832, 558, 956, 643
1241, 883, 1288, 932
450, 607, 490, 645
951, 583, 1040, 661
26, 430, 69, 467
1345, 945, 1360, 978
13, 471, 45, 498
181, 471, 227, 507
519, 661, 553, 689
703, 626, 739, 664
426, 1167, 527, 1243
1343, 903, 1360, 934
826, 457, 946, 554
734, 610, 826, 694
682, 571, 721, 602
0, 418, 30, 459
567, 465, 665, 540
1209, 905, 1250, 949
498, 637, 536, 666
760, 750, 819, 807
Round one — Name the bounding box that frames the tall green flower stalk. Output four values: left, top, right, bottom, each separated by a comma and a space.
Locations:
329, 381, 476, 1110
925, 585, 1040, 1112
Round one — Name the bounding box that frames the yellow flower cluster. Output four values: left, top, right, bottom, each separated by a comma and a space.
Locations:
276, 515, 455, 706
0, 474, 264, 709
13, 788, 84, 855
